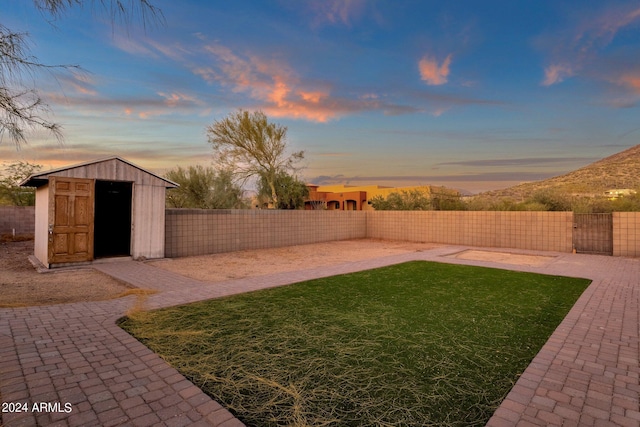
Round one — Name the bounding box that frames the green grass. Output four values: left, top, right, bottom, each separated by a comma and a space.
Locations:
118, 261, 590, 426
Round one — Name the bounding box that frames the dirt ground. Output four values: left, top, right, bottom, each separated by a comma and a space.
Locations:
447, 249, 555, 267
0, 240, 133, 307
0, 239, 441, 307
148, 240, 443, 282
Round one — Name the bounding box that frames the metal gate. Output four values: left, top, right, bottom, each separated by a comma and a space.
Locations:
573, 213, 613, 255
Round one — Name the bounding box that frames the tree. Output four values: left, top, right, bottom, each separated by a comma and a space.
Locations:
430, 186, 466, 211
256, 172, 309, 209
164, 165, 247, 209
206, 110, 304, 208
0, 161, 42, 206
369, 189, 432, 211
1, 0, 162, 147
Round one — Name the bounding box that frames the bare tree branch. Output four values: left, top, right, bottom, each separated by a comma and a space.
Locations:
1, 1, 164, 148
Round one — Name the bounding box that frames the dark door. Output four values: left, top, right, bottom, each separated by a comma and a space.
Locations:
48, 177, 95, 264
573, 213, 613, 255
94, 181, 132, 258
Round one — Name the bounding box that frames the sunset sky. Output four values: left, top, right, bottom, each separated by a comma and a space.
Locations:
2, 0, 640, 193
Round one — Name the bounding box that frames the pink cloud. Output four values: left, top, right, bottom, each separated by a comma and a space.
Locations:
197, 42, 386, 122
418, 54, 452, 86
299, 91, 327, 103
538, 6, 640, 87
542, 64, 575, 86
57, 73, 98, 96
112, 33, 188, 62
157, 92, 203, 108
618, 74, 640, 93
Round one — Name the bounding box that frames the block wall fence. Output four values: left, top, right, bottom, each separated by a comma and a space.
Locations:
164, 209, 366, 257
0, 206, 35, 236
164, 209, 640, 258
365, 211, 574, 253
613, 212, 640, 257
2, 207, 638, 257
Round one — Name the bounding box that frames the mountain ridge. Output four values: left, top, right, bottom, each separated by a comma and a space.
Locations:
475, 144, 640, 201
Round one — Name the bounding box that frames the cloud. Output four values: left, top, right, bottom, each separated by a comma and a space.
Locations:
111, 33, 189, 62
618, 73, 640, 93
537, 5, 640, 87
313, 152, 352, 158
419, 54, 452, 86
437, 157, 596, 167
56, 73, 98, 96
44, 90, 205, 120
308, 172, 557, 186
542, 64, 575, 86
195, 41, 420, 122
306, 0, 368, 27
410, 90, 502, 116
0, 140, 210, 172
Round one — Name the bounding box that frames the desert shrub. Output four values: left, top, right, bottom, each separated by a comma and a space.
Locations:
370, 189, 432, 210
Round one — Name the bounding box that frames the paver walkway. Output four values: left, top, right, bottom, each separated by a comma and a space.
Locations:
1, 244, 638, 426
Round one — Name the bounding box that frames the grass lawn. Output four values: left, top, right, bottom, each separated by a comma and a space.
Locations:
118, 261, 590, 426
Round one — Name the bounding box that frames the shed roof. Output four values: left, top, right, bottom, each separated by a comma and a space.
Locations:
20, 156, 178, 188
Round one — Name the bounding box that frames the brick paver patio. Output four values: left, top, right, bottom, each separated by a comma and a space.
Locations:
1, 244, 638, 426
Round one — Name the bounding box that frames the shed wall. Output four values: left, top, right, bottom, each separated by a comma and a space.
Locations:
132, 184, 166, 259
34, 185, 49, 266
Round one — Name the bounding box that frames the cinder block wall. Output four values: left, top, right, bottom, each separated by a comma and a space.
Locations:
165, 209, 367, 257
613, 212, 640, 257
0, 206, 35, 236
366, 211, 574, 252
5, 206, 637, 257
165, 209, 576, 257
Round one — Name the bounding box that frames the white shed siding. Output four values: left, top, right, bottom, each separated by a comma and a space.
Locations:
131, 184, 166, 259
23, 157, 175, 266
45, 158, 170, 188
34, 185, 49, 267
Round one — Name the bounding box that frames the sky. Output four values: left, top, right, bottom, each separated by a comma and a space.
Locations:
2, 0, 640, 193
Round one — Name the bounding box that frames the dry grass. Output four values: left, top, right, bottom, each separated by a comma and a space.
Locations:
120, 261, 590, 426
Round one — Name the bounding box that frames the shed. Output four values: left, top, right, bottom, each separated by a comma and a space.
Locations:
20, 156, 178, 268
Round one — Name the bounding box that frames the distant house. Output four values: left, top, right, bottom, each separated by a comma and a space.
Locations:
604, 189, 637, 200
306, 184, 367, 210
20, 157, 178, 268
305, 184, 460, 210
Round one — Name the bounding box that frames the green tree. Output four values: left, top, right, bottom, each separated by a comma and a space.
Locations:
0, 161, 42, 206
1, 1, 162, 146
164, 165, 247, 209
430, 187, 466, 210
370, 189, 432, 211
529, 189, 573, 211
257, 172, 309, 209
206, 110, 304, 208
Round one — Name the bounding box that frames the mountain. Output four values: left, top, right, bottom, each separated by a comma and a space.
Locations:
476, 144, 640, 201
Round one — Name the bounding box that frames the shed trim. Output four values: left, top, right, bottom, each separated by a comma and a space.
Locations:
19, 156, 178, 188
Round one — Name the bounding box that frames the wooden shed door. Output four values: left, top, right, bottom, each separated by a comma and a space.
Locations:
48, 177, 95, 264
